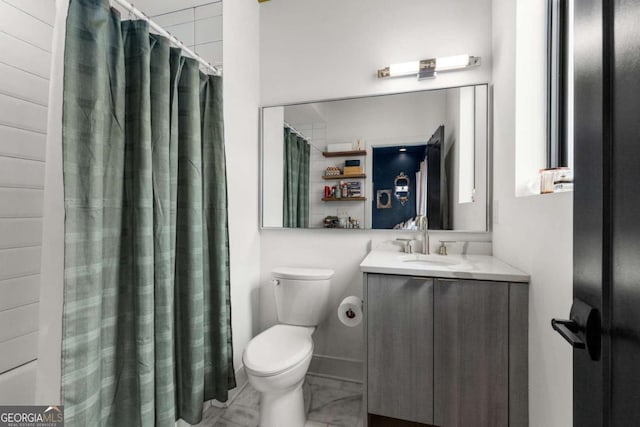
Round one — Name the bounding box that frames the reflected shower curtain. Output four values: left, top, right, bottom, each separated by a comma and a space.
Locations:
283, 128, 310, 227
60, 0, 234, 425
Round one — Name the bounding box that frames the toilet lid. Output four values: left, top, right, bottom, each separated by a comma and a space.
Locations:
243, 325, 314, 376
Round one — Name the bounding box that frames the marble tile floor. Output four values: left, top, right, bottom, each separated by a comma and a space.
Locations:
194, 374, 363, 427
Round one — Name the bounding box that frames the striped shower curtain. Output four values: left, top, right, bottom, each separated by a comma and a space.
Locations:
283, 128, 310, 228
57, 0, 235, 425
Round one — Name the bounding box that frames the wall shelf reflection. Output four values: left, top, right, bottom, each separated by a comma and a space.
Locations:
322, 197, 367, 202
322, 150, 367, 158
322, 174, 366, 180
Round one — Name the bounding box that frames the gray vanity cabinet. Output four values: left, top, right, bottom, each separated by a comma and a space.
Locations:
433, 279, 509, 427
366, 274, 434, 425
365, 274, 528, 427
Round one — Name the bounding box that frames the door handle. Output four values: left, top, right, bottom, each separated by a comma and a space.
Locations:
551, 319, 586, 349
551, 298, 601, 361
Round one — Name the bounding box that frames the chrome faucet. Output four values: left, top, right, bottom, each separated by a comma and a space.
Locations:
416, 216, 429, 254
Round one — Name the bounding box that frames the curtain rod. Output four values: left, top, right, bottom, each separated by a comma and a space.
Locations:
111, 0, 221, 76
283, 122, 324, 152
284, 122, 308, 139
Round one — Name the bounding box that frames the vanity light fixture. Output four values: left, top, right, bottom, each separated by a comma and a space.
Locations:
377, 54, 481, 79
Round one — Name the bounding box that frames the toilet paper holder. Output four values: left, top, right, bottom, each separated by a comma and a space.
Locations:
338, 296, 363, 327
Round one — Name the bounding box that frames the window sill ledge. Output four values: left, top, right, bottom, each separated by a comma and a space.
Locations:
515, 188, 573, 199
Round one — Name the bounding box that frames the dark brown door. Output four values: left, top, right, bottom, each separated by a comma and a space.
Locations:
556, 0, 640, 425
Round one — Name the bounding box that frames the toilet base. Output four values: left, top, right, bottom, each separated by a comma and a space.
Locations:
259, 380, 305, 427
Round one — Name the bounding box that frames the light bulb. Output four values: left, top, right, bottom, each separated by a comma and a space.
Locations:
389, 61, 420, 77
435, 54, 471, 71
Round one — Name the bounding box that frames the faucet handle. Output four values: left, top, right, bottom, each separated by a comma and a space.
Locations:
396, 238, 414, 253
437, 240, 456, 256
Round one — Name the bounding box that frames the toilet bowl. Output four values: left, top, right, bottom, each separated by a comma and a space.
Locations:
243, 267, 334, 427
243, 325, 314, 427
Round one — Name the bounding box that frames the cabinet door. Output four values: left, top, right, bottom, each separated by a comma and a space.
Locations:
367, 274, 433, 424
434, 279, 509, 427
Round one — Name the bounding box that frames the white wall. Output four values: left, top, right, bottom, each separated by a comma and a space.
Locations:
0, 0, 56, 404
444, 88, 461, 225
259, 0, 493, 380
260, 0, 493, 106
457, 86, 475, 205
322, 91, 447, 143
443, 86, 490, 232
262, 106, 285, 227
492, 0, 574, 426
223, 0, 261, 377
514, 0, 548, 196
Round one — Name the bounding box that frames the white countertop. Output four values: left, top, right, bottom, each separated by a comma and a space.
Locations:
360, 250, 530, 283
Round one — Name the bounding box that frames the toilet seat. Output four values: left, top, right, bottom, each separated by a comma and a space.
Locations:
243, 324, 314, 377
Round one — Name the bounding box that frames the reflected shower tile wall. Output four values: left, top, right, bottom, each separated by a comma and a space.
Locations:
164, 21, 196, 46
195, 42, 223, 68
302, 123, 326, 228
195, 15, 223, 43
195, 2, 223, 19
152, 9, 194, 27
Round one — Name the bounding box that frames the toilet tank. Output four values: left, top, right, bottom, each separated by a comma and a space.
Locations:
272, 267, 334, 326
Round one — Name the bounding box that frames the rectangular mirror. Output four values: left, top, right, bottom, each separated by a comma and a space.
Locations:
260, 84, 489, 231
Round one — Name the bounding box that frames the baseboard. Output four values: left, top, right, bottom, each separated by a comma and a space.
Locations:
308, 354, 363, 383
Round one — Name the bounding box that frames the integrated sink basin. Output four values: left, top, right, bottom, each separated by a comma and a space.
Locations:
398, 254, 461, 267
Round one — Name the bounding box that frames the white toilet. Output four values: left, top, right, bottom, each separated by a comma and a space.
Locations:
243, 267, 334, 427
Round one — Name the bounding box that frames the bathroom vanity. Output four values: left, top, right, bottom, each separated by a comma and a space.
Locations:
360, 251, 529, 427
